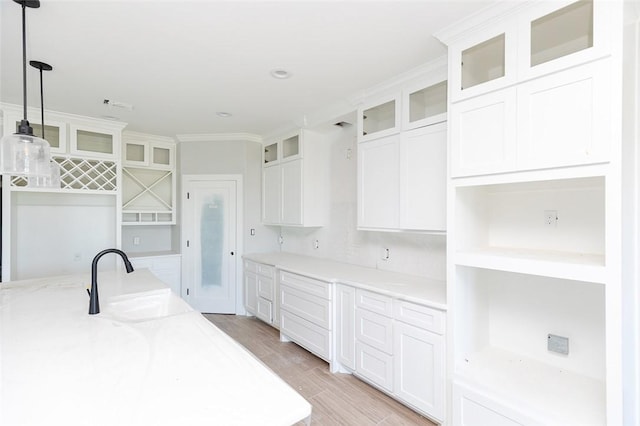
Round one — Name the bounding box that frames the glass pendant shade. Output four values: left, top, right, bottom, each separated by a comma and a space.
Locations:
28, 159, 60, 188
0, 130, 51, 176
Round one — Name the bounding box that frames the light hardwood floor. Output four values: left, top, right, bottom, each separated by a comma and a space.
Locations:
204, 314, 437, 426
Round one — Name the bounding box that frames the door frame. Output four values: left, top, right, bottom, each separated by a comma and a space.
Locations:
181, 174, 244, 314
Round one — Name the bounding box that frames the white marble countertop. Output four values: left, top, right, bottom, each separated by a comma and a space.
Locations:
0, 269, 311, 426
243, 252, 446, 310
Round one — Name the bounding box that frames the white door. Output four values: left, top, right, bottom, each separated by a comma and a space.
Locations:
183, 178, 238, 313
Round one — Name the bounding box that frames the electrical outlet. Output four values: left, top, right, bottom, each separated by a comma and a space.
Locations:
548, 334, 569, 355
250, 228, 255, 236
381, 248, 390, 261
544, 210, 558, 227
313, 239, 319, 249
278, 235, 284, 245
133, 236, 140, 245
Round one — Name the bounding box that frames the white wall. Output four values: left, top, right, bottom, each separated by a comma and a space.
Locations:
279, 122, 446, 281
12, 192, 117, 280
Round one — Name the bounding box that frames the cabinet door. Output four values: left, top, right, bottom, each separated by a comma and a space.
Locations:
517, 60, 610, 170
244, 270, 258, 315
450, 89, 517, 177
69, 124, 118, 158
262, 165, 281, 224
150, 142, 175, 170
7, 113, 67, 154
123, 139, 149, 166
256, 297, 273, 324
400, 123, 447, 231
257, 276, 274, 301
281, 159, 303, 225
357, 135, 400, 229
517, 0, 611, 81
355, 308, 393, 355
449, 23, 518, 102
355, 341, 394, 393
336, 284, 356, 371
394, 321, 444, 422
357, 94, 401, 143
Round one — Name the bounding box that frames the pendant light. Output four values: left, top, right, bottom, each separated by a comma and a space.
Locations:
0, 0, 51, 177
28, 60, 60, 188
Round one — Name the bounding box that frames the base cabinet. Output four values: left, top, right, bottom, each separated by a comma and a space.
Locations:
243, 260, 276, 326
394, 321, 444, 422
338, 286, 446, 423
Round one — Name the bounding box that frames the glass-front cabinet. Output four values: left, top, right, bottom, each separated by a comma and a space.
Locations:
70, 124, 119, 159
5, 112, 67, 154
357, 95, 400, 143
402, 79, 448, 130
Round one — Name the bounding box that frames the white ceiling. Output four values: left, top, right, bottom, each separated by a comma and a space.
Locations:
0, 0, 492, 138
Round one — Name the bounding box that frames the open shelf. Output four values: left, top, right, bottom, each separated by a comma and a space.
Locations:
455, 247, 605, 284
455, 346, 605, 425
454, 176, 605, 278
122, 167, 174, 225
453, 265, 606, 423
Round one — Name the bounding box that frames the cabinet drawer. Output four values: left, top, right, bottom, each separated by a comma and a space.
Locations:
257, 276, 274, 301
256, 297, 273, 324
244, 260, 259, 273
257, 263, 275, 277
281, 310, 331, 361
280, 271, 331, 300
394, 300, 445, 335
355, 341, 394, 393
281, 284, 332, 329
356, 289, 393, 317
356, 308, 393, 355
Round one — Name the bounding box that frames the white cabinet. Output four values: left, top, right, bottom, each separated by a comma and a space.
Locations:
261, 129, 329, 227
336, 284, 356, 371
3, 111, 68, 154
279, 270, 333, 362
346, 287, 446, 423
123, 133, 175, 170
357, 135, 400, 229
358, 122, 446, 232
129, 254, 181, 295
243, 260, 276, 326
356, 63, 448, 233
437, 1, 628, 424
121, 132, 177, 225
70, 123, 120, 159
394, 303, 445, 422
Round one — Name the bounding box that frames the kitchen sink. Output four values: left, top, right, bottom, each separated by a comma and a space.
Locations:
100, 288, 192, 322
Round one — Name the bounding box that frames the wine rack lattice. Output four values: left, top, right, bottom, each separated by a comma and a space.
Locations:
11, 156, 118, 191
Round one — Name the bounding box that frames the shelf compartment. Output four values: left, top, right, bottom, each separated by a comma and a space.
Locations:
454, 346, 605, 425
454, 176, 605, 276
455, 247, 605, 284
530, 0, 593, 67
461, 34, 506, 90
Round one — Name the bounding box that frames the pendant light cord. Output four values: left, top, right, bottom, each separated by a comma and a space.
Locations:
39, 68, 44, 138
21, 2, 27, 122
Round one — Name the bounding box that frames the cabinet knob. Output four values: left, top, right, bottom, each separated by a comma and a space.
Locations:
230, 251, 235, 256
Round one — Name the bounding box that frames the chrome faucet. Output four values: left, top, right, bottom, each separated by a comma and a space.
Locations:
88, 248, 134, 315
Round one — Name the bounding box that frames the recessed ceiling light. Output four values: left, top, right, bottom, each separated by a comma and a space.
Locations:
270, 69, 291, 79
216, 111, 232, 118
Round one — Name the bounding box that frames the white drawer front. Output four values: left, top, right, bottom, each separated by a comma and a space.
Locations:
394, 300, 445, 335
244, 260, 259, 273
257, 276, 274, 301
257, 263, 275, 278
356, 289, 393, 317
355, 341, 394, 393
281, 310, 331, 361
355, 308, 393, 354
256, 297, 273, 324
281, 284, 332, 329
280, 271, 331, 300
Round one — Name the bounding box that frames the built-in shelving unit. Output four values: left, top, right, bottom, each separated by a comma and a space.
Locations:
436, 0, 632, 424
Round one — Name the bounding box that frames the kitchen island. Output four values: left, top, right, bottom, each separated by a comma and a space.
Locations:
0, 269, 311, 425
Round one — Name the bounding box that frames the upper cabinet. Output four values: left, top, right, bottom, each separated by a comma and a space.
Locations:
446, 0, 609, 103
263, 132, 302, 166
440, 0, 613, 178
356, 60, 448, 233
261, 129, 330, 227
121, 131, 177, 225
357, 94, 401, 143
